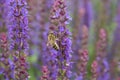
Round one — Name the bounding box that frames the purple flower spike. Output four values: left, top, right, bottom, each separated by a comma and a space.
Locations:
49, 0, 72, 79
0, 33, 15, 79
79, 0, 93, 28
96, 28, 110, 80
40, 66, 50, 80
7, 0, 30, 79
91, 60, 99, 79
0, 0, 7, 28
7, 0, 29, 54
75, 25, 89, 79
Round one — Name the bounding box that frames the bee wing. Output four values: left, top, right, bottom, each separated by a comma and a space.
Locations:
55, 42, 59, 49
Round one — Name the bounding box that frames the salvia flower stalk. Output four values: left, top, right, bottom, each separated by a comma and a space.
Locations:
46, 0, 60, 79
0, 33, 14, 80
111, 1, 120, 59
96, 28, 110, 80
12, 52, 29, 79
72, 6, 85, 64
40, 66, 50, 80
0, 0, 7, 32
55, 0, 72, 79
28, 0, 40, 56
48, 0, 72, 79
8, 0, 29, 54
38, 0, 49, 65
7, 0, 30, 79
91, 60, 99, 80
80, 0, 93, 28
111, 2, 120, 79
76, 25, 89, 79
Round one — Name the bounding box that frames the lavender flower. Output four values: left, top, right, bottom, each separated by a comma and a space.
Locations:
0, 0, 6, 29
0, 33, 15, 79
13, 52, 29, 80
91, 60, 99, 80
48, 0, 72, 79
38, 0, 49, 65
110, 1, 120, 61
55, 0, 72, 79
28, 0, 50, 66
96, 28, 107, 60
75, 25, 89, 80
77, 49, 88, 79
40, 66, 50, 80
80, 25, 89, 49
7, 0, 29, 53
7, 0, 30, 79
72, 8, 85, 68
110, 2, 120, 79
80, 0, 93, 28
46, 0, 54, 9
28, 1, 51, 79
96, 28, 110, 80
47, 0, 61, 79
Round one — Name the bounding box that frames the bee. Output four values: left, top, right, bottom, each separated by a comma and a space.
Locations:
47, 31, 59, 50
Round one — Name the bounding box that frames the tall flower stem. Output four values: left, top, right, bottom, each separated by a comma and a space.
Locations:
91, 60, 99, 80
48, 0, 72, 79
7, 0, 29, 79
82, 0, 93, 28
76, 25, 89, 79
40, 66, 50, 80
0, 33, 14, 80
96, 28, 110, 80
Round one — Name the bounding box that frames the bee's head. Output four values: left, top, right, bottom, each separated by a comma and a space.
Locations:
49, 31, 54, 34
48, 31, 54, 35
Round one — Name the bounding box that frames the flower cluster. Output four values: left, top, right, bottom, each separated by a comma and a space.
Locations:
55, 0, 72, 79
82, 0, 93, 28
96, 28, 110, 80
47, 0, 61, 79
40, 66, 50, 80
38, 0, 49, 65
13, 52, 29, 80
78, 49, 88, 78
76, 25, 89, 79
0, 33, 14, 79
48, 0, 72, 79
96, 28, 107, 59
91, 60, 99, 79
8, 0, 29, 53
0, 0, 7, 30
7, 0, 30, 79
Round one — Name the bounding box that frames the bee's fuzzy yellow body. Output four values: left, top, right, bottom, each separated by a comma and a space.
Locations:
47, 32, 59, 50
